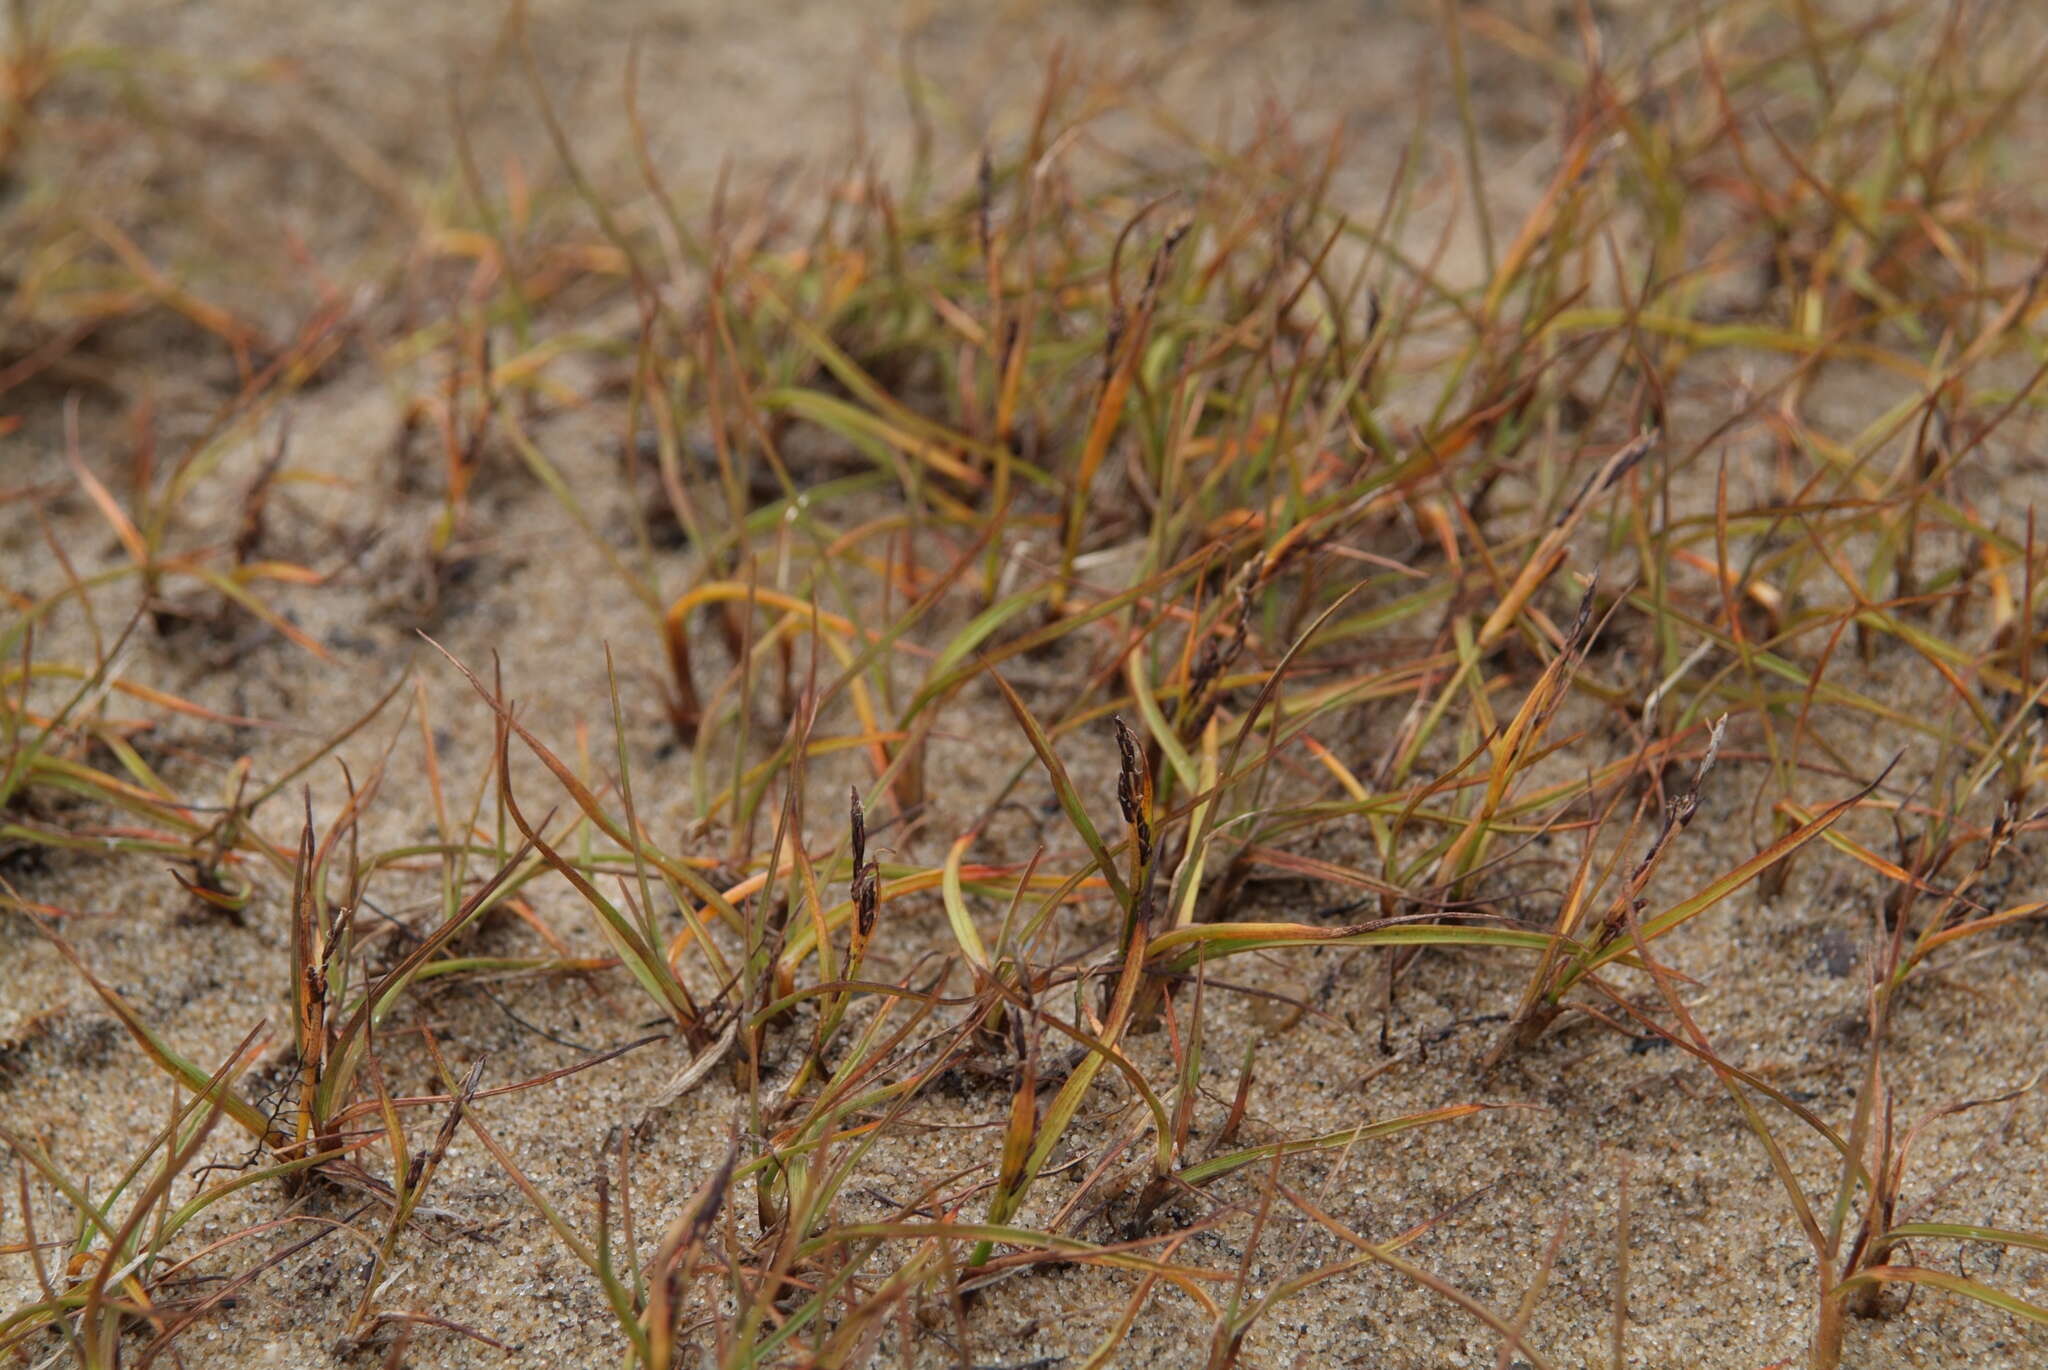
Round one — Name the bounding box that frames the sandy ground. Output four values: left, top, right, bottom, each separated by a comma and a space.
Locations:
5, 2, 2048, 1368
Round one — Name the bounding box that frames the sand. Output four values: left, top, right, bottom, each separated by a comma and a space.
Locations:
5, 2, 2047, 1367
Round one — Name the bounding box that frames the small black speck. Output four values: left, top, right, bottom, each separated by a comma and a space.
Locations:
1809, 926, 1857, 979
323, 630, 379, 654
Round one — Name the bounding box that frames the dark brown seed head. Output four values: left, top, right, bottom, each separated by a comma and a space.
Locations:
1113, 716, 1153, 866
1114, 717, 1141, 824
849, 786, 866, 876
855, 858, 881, 944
